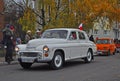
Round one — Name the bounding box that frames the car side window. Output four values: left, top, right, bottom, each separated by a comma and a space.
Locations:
111, 39, 114, 44
78, 32, 85, 40
69, 31, 77, 40
109, 40, 111, 44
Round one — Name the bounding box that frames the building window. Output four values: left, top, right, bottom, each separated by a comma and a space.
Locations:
104, 30, 107, 34
94, 29, 98, 34
104, 30, 109, 35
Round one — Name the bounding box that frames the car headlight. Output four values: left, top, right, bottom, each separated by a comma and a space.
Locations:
43, 45, 49, 57
43, 45, 49, 53
15, 46, 19, 52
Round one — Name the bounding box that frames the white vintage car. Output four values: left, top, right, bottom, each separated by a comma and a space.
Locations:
15, 28, 97, 70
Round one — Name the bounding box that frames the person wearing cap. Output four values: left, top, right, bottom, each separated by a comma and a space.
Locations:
34, 30, 41, 39
25, 30, 32, 43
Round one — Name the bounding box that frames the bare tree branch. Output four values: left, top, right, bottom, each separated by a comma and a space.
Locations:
11, 0, 25, 11
32, 9, 43, 19
36, 20, 42, 25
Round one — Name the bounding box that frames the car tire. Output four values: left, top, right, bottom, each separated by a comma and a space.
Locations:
107, 50, 110, 56
20, 62, 32, 69
84, 50, 93, 63
50, 51, 63, 70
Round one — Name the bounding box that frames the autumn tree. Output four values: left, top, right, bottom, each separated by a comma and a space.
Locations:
18, 7, 36, 34
16, 0, 120, 32
6, 0, 37, 40
36, 0, 79, 31
12, 0, 120, 33
69, 0, 120, 30
9, 0, 36, 35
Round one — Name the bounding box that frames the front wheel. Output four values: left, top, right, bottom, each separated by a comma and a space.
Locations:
107, 50, 110, 56
50, 51, 64, 70
84, 50, 93, 63
20, 62, 32, 69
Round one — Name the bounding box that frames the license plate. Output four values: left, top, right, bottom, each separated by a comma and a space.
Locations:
22, 58, 34, 63
97, 51, 102, 54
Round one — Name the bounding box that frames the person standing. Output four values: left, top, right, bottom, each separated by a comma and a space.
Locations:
89, 35, 95, 43
34, 30, 41, 39
16, 34, 22, 45
25, 30, 32, 43
2, 25, 14, 62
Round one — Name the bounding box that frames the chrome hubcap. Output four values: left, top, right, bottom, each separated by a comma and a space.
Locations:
54, 55, 62, 67
87, 52, 92, 61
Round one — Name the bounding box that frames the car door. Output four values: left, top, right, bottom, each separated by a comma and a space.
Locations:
67, 31, 82, 58
78, 31, 88, 57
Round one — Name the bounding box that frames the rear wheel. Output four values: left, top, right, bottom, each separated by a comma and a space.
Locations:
113, 49, 116, 55
20, 62, 32, 69
84, 50, 93, 63
50, 51, 64, 70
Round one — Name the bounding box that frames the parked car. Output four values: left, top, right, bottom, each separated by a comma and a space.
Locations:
114, 39, 120, 53
15, 28, 97, 70
96, 37, 116, 56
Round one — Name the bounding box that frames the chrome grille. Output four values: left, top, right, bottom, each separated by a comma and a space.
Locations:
21, 52, 38, 57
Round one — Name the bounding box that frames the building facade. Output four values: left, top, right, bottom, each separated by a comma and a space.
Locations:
89, 17, 120, 40
0, 0, 4, 41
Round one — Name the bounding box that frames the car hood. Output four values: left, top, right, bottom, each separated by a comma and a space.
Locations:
27, 38, 67, 47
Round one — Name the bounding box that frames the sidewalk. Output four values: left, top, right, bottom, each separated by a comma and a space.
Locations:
0, 56, 18, 65
0, 46, 18, 65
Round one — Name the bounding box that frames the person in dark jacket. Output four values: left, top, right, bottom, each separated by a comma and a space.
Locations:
89, 35, 95, 43
2, 25, 14, 62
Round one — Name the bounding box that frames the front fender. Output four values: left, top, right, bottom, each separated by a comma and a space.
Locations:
17, 44, 27, 51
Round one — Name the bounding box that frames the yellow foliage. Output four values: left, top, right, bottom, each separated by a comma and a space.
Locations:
18, 7, 36, 34
38, 0, 120, 31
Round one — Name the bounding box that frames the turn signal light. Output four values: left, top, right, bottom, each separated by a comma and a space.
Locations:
44, 53, 48, 57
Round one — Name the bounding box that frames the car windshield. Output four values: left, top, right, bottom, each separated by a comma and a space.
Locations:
41, 30, 68, 39
96, 39, 110, 44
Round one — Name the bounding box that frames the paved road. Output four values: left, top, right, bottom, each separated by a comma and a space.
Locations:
0, 54, 120, 81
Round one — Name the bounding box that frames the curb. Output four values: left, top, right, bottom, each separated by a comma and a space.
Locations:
0, 61, 19, 66
0, 57, 19, 66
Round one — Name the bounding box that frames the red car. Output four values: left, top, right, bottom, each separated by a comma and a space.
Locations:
114, 39, 120, 53
96, 38, 116, 55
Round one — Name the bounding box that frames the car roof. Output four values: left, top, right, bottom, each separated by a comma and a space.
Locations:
44, 28, 89, 40
97, 37, 113, 40
46, 28, 84, 32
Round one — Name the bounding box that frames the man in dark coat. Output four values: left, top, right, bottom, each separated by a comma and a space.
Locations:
2, 25, 14, 62
89, 35, 95, 43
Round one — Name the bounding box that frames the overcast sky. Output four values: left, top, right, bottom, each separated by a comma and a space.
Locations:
14, 0, 25, 3
14, 0, 20, 2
